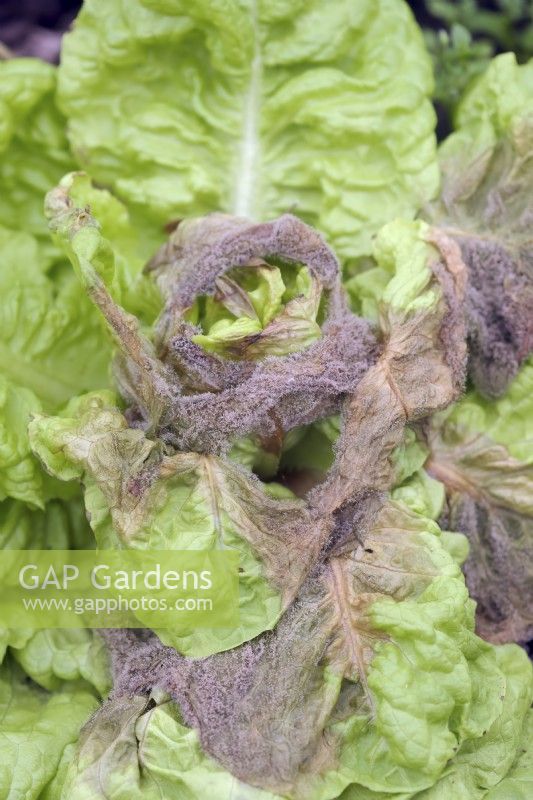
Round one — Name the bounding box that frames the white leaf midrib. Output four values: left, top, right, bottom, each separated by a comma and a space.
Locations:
233, 0, 261, 219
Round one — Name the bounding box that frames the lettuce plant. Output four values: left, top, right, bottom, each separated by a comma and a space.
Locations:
0, 2, 531, 799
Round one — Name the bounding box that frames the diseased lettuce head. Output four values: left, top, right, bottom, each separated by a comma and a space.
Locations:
1, 5, 532, 800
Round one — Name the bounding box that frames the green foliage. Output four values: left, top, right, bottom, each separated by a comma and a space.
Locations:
424, 24, 493, 109
420, 0, 533, 116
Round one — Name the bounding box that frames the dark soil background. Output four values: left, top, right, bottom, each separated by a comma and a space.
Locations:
0, 0, 81, 62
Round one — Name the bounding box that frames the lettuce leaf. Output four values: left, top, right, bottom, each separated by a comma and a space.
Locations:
0, 59, 74, 258
337, 646, 532, 800
0, 496, 109, 698
0, 658, 99, 800
484, 710, 533, 800
56, 0, 438, 260
29, 391, 329, 657
426, 54, 533, 398
56, 691, 279, 800
9, 630, 110, 696
0, 222, 111, 506
92, 502, 532, 800
50, 172, 163, 323
425, 360, 533, 643
0, 375, 44, 508
0, 496, 94, 552
0, 494, 110, 701
410, 645, 533, 800
188, 259, 323, 359
0, 66, 114, 508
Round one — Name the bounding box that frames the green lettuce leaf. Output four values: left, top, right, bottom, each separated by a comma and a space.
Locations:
392, 467, 446, 522
0, 71, 114, 508
484, 710, 533, 800
0, 375, 43, 508
9, 630, 110, 696
0, 628, 33, 669
338, 647, 532, 800
0, 497, 88, 665
50, 172, 162, 323
0, 496, 94, 552
56, 0, 438, 260
38, 743, 78, 800
0, 658, 99, 800
188, 258, 322, 359
0, 496, 107, 697
425, 360, 533, 644
0, 59, 74, 258
410, 645, 533, 800
0, 221, 111, 506
346, 214, 467, 326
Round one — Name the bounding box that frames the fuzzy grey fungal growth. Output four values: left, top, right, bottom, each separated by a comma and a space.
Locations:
102, 591, 348, 792
427, 131, 533, 397
445, 492, 533, 643
164, 314, 377, 453
427, 418, 533, 645
164, 333, 254, 393
101, 498, 462, 795
126, 213, 380, 453
41, 190, 490, 796
146, 214, 341, 310
458, 234, 532, 397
